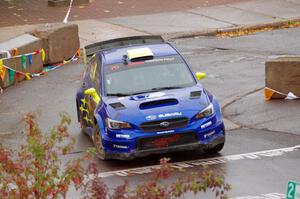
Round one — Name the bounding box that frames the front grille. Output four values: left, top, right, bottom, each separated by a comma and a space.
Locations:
140, 117, 189, 132
136, 131, 197, 151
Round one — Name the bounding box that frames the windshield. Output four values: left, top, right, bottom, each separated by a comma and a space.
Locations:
104, 56, 196, 96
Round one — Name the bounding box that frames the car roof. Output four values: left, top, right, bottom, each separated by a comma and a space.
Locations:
100, 43, 179, 65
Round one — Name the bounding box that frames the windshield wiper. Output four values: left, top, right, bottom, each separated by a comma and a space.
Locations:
129, 86, 184, 96
129, 91, 149, 95
151, 86, 184, 91
106, 93, 131, 97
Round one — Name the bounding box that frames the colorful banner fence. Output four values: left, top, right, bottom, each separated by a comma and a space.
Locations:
264, 87, 299, 101
0, 49, 45, 82
0, 48, 80, 92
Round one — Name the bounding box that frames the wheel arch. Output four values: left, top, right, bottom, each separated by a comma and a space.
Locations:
94, 113, 106, 132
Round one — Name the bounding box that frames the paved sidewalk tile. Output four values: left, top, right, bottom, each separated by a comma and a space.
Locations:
105, 11, 231, 34
189, 5, 275, 26
286, 0, 300, 4
0, 0, 248, 27
0, 20, 146, 48
0, 25, 37, 43
228, 0, 300, 19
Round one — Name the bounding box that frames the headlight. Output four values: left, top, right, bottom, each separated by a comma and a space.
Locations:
106, 118, 132, 130
195, 103, 214, 119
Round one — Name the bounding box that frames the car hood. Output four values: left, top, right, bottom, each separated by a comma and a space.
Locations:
101, 84, 210, 126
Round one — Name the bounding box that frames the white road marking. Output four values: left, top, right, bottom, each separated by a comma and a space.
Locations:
62, 0, 74, 23
231, 192, 285, 199
85, 145, 300, 181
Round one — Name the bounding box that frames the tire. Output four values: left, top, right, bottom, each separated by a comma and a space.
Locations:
93, 125, 107, 160
204, 142, 224, 154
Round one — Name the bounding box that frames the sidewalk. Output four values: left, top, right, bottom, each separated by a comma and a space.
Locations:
0, 0, 248, 27
104, 0, 300, 36
1, 0, 300, 47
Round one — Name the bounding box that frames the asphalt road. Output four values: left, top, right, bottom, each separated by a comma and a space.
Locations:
1, 27, 300, 198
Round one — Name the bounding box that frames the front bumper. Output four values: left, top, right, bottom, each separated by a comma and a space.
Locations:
104, 133, 225, 160
101, 117, 225, 160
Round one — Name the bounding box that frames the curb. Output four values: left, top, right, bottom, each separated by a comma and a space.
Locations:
164, 17, 300, 40
48, 0, 90, 7
221, 87, 264, 130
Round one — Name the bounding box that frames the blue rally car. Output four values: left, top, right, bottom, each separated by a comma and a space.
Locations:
76, 36, 225, 160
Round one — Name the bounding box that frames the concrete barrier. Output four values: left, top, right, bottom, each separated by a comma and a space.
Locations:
265, 57, 300, 98
32, 23, 80, 64
0, 34, 43, 88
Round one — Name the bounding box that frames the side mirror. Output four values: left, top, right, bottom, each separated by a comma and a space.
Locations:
84, 88, 100, 104
195, 72, 206, 80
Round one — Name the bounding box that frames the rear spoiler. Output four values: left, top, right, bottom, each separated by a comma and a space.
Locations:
83, 35, 165, 64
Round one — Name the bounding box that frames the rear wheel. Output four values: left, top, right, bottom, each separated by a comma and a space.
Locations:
93, 125, 107, 160
204, 142, 224, 154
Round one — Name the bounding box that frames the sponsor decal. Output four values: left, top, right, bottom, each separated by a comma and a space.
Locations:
110, 65, 119, 71
146, 114, 158, 121
146, 112, 182, 121
128, 61, 144, 67
204, 130, 215, 138
116, 134, 130, 139
132, 92, 166, 101
158, 112, 182, 118
156, 130, 175, 134
152, 134, 181, 148
148, 92, 165, 98
145, 57, 175, 63
112, 144, 128, 149
201, 121, 212, 129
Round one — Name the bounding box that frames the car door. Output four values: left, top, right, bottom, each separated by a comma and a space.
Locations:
83, 55, 102, 129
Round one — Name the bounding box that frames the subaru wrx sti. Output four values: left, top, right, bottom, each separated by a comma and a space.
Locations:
76, 36, 225, 160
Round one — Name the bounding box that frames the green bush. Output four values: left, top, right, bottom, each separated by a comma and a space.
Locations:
0, 113, 230, 199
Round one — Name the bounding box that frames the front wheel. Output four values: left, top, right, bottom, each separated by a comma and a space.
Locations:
204, 143, 224, 154
93, 125, 107, 160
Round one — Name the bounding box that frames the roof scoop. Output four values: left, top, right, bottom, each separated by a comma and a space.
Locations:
127, 47, 154, 62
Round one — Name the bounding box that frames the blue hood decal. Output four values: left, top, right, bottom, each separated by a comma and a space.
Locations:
130, 92, 167, 101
